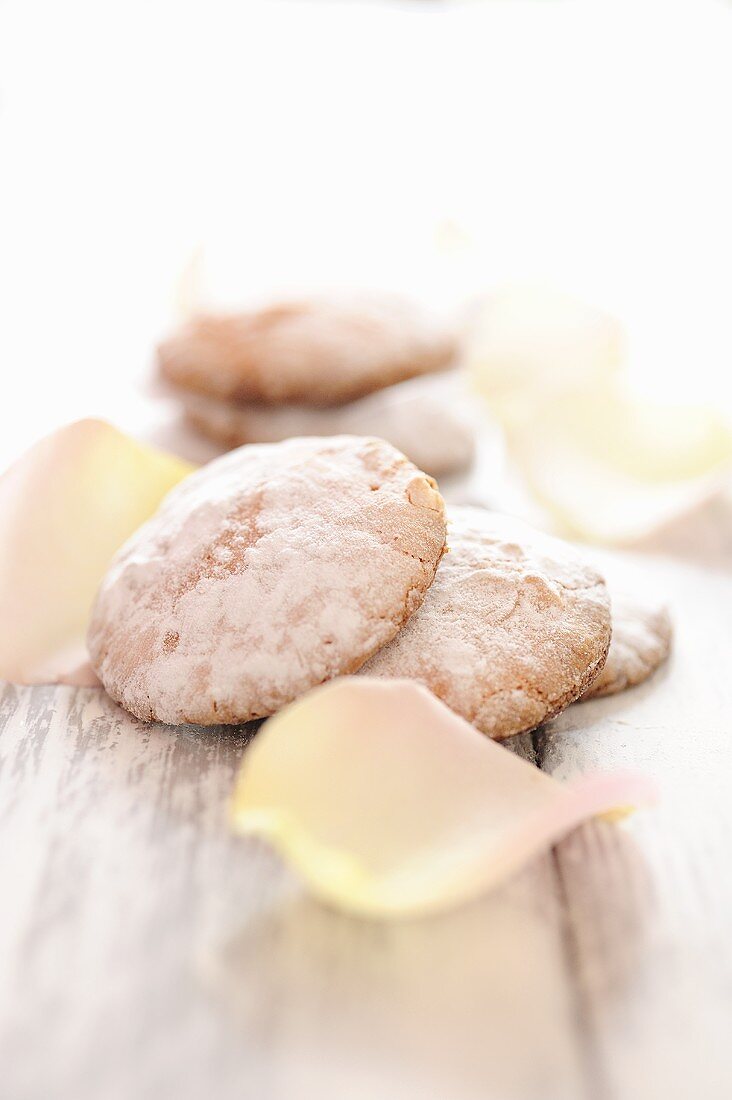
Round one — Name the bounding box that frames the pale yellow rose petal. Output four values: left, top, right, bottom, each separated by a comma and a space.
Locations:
506, 389, 732, 543
231, 678, 654, 919
0, 419, 194, 685
465, 284, 732, 543
465, 283, 624, 414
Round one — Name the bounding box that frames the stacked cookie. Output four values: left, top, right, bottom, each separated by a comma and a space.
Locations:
88, 435, 669, 736
157, 295, 476, 477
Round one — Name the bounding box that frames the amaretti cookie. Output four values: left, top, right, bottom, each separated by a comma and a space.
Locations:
362, 506, 612, 740
88, 436, 447, 725
158, 296, 456, 407
582, 590, 671, 700
157, 295, 474, 477
176, 373, 476, 478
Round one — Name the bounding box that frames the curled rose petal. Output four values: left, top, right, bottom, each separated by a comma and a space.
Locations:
464, 285, 732, 543
505, 389, 732, 543
0, 419, 193, 685
231, 678, 655, 919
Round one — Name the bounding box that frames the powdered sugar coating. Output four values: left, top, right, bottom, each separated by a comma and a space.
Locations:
362, 506, 611, 740
157, 296, 457, 407
174, 372, 476, 477
88, 436, 446, 725
582, 590, 671, 700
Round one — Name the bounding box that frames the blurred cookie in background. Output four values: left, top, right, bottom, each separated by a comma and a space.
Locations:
176, 373, 476, 478
157, 295, 475, 477
158, 295, 456, 406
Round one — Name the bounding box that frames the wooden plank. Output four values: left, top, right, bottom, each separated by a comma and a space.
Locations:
537, 546, 732, 1100
6, 510, 729, 1099
0, 688, 590, 1100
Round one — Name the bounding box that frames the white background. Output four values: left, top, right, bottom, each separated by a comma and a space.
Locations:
2, 0, 732, 468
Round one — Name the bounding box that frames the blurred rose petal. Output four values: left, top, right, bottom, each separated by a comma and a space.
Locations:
506, 389, 732, 543
465, 283, 624, 415
465, 284, 732, 543
0, 419, 193, 685
231, 678, 654, 919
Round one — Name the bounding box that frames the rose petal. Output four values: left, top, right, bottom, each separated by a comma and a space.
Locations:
505, 389, 732, 543
0, 419, 194, 685
231, 678, 654, 919
464, 285, 732, 543
465, 283, 624, 415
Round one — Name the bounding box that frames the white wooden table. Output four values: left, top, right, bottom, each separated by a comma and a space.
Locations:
2, 497, 731, 1100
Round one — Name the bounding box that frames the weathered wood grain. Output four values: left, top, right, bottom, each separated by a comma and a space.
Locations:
538, 547, 732, 1100
0, 690, 587, 1100
2, 507, 731, 1100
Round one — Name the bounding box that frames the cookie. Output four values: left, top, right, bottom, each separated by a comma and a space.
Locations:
88, 436, 446, 725
157, 296, 457, 407
582, 590, 671, 700
362, 506, 611, 739
173, 373, 476, 477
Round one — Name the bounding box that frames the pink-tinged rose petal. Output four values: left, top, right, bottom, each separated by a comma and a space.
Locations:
231, 678, 655, 919
0, 419, 194, 685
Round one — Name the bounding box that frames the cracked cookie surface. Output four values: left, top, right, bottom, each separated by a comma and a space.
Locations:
582, 590, 671, 700
362, 506, 611, 739
88, 436, 446, 725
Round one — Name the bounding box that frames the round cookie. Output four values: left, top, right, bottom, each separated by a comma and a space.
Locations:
88, 435, 446, 725
582, 591, 671, 700
362, 506, 611, 740
174, 373, 476, 477
157, 296, 456, 407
